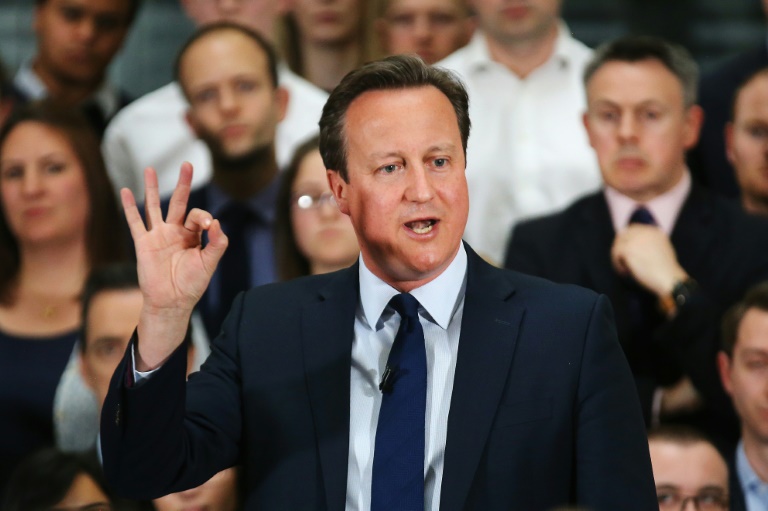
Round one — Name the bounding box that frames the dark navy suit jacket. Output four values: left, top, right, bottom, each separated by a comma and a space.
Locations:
101, 246, 657, 510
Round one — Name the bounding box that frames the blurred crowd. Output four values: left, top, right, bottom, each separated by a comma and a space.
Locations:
1, 0, 768, 510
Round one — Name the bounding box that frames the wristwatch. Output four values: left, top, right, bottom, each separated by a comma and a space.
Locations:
658, 278, 699, 317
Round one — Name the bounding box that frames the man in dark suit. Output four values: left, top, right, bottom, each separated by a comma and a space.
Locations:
689, 28, 768, 198
718, 282, 768, 511
101, 54, 656, 510
11, 0, 141, 136
166, 23, 289, 339
505, 36, 768, 451
725, 67, 768, 217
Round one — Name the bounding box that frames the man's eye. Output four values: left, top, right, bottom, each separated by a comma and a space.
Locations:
95, 15, 122, 32
747, 126, 768, 138
380, 164, 398, 174
236, 80, 256, 93
433, 158, 448, 167
60, 6, 84, 22
194, 89, 217, 104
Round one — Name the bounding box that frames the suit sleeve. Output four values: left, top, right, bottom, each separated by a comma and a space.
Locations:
575, 294, 657, 510
101, 294, 246, 499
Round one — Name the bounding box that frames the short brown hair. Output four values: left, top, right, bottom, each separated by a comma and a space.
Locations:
174, 22, 280, 101
721, 281, 768, 357
584, 35, 699, 108
319, 54, 470, 181
730, 67, 768, 122
0, 101, 130, 303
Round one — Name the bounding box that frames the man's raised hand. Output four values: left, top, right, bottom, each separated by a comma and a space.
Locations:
122, 163, 228, 370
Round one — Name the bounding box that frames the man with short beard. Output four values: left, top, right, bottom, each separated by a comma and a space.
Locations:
166, 23, 287, 338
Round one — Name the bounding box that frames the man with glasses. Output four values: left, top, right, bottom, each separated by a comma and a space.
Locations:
649, 426, 729, 511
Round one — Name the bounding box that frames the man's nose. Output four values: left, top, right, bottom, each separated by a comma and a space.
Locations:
617, 114, 639, 142
405, 165, 435, 203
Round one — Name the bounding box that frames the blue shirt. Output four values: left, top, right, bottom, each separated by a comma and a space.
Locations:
737, 440, 768, 511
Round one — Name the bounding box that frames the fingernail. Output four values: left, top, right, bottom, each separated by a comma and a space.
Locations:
205, 218, 211, 228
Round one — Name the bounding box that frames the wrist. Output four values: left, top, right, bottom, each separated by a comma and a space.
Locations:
658, 277, 698, 318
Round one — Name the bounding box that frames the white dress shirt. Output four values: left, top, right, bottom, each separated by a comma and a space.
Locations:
347, 245, 467, 511
14, 60, 122, 119
102, 65, 328, 201
437, 24, 601, 265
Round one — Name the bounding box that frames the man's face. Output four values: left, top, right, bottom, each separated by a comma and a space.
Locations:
649, 439, 729, 511
327, 86, 468, 291
468, 0, 561, 45
583, 59, 702, 203
80, 288, 143, 406
33, 0, 133, 87
719, 307, 768, 445
377, 0, 474, 64
726, 73, 768, 209
181, 0, 287, 40
181, 29, 287, 163
291, 0, 362, 47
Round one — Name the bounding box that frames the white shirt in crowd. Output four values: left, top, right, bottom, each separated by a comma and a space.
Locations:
102, 65, 328, 201
437, 24, 601, 265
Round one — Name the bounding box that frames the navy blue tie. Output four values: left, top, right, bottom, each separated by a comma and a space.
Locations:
371, 293, 426, 511
629, 206, 656, 226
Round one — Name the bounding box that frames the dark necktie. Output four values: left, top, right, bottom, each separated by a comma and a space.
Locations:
371, 293, 427, 511
626, 205, 661, 341
215, 201, 253, 333
629, 206, 656, 226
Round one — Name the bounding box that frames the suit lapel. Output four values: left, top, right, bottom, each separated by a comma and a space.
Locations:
440, 248, 523, 511
301, 265, 359, 511
670, 184, 717, 277
572, 193, 619, 296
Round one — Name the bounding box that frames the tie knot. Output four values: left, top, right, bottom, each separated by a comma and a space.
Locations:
389, 293, 420, 326
629, 206, 656, 226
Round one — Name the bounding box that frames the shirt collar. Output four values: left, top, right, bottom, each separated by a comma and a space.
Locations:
205, 174, 282, 225
604, 169, 691, 236
358, 244, 468, 331
464, 21, 577, 73
13, 59, 121, 118
737, 440, 768, 492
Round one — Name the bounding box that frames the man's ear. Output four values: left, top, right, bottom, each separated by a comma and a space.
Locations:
78, 351, 93, 392
717, 351, 734, 397
185, 110, 201, 138
275, 86, 289, 123
582, 111, 596, 149
683, 104, 704, 150
327, 169, 350, 215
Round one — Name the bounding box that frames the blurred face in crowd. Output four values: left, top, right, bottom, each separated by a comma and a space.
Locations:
468, 0, 561, 45
327, 86, 468, 291
153, 468, 238, 511
377, 0, 473, 64
291, 149, 359, 275
0, 121, 90, 249
54, 472, 112, 510
726, 71, 768, 214
583, 58, 702, 202
649, 439, 729, 511
181, 0, 288, 39
80, 287, 143, 405
180, 29, 287, 164
719, 307, 768, 447
33, 0, 133, 88
291, 0, 362, 47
